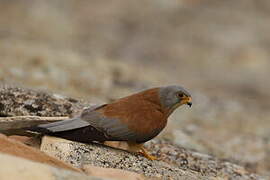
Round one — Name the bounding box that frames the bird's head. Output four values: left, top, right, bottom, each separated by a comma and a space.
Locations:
159, 85, 192, 114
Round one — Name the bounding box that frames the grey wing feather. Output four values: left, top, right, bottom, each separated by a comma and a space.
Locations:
35, 103, 156, 143
38, 117, 90, 133
36, 104, 106, 133
82, 110, 145, 142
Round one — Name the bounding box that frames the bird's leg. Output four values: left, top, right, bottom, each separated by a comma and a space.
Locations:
127, 142, 157, 160
139, 145, 157, 160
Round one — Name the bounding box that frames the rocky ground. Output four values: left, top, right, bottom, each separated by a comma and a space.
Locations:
0, 86, 266, 179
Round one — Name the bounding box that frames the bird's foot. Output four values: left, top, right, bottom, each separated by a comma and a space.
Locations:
126, 142, 158, 160
139, 146, 158, 160
139, 151, 157, 160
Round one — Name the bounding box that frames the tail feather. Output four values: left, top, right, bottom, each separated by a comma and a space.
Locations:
27, 117, 90, 133
26, 126, 53, 134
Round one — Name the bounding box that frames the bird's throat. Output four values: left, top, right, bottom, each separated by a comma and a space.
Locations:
166, 103, 182, 117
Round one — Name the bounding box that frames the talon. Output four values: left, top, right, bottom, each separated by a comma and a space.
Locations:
141, 152, 157, 160
140, 147, 158, 160
125, 142, 158, 160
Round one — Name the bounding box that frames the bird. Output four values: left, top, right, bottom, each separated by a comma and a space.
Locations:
28, 85, 192, 160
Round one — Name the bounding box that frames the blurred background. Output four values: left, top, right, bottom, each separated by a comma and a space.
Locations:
0, 0, 269, 176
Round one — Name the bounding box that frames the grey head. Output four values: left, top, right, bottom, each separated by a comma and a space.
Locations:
159, 85, 192, 113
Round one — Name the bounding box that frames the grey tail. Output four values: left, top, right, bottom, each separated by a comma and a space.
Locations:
25, 117, 110, 143
26, 125, 54, 135
0, 128, 39, 136
26, 117, 90, 134
3, 116, 110, 144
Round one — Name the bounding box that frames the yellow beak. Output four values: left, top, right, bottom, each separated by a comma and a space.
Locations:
180, 97, 192, 107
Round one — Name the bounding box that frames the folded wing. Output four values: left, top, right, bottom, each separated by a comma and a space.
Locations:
29, 104, 151, 143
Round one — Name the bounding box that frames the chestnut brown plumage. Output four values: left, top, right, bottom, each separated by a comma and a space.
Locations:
30, 85, 192, 160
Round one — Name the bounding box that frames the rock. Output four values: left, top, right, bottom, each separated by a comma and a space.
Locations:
40, 136, 204, 179
0, 133, 80, 172
82, 165, 146, 180
0, 85, 87, 117
146, 139, 265, 180
41, 136, 265, 179
8, 135, 40, 148
0, 153, 107, 180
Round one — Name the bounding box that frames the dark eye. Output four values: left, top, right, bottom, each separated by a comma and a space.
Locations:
178, 93, 184, 98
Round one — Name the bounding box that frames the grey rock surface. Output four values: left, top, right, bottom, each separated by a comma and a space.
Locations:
0, 85, 87, 117
41, 136, 204, 180
41, 136, 265, 180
